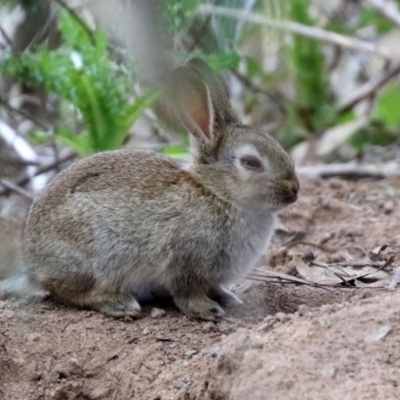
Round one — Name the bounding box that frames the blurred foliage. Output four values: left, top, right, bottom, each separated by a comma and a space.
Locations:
279, 0, 331, 148
0, 0, 399, 159
348, 122, 398, 155
359, 8, 396, 34
373, 83, 400, 128
162, 0, 198, 33
185, 51, 240, 71
1, 9, 158, 155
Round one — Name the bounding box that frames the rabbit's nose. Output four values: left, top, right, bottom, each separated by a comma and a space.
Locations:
284, 177, 300, 203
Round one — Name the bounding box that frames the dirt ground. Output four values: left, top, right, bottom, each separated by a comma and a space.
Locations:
0, 175, 399, 400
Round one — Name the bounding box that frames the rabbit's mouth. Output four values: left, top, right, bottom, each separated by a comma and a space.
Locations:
275, 177, 300, 205
283, 192, 298, 204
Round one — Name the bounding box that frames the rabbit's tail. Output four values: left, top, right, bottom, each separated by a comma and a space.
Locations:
0, 269, 45, 301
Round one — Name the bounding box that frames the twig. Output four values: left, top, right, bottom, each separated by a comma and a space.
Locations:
231, 69, 287, 114
311, 260, 393, 270
284, 240, 337, 253
0, 96, 50, 131
338, 63, 400, 113
0, 151, 75, 197
80, 327, 88, 350
330, 269, 355, 287
247, 272, 335, 291
0, 156, 40, 167
187, 15, 212, 52
346, 255, 395, 281
250, 269, 326, 287
0, 25, 18, 55
197, 5, 395, 61
61, 319, 76, 333
298, 163, 400, 179
156, 337, 174, 342
25, 6, 58, 52
309, 256, 395, 285
367, 0, 400, 28
106, 348, 122, 363
0, 179, 34, 200
53, 0, 96, 46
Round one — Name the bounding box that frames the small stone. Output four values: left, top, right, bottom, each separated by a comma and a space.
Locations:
367, 325, 392, 342
44, 358, 52, 372
275, 312, 291, 322
202, 322, 216, 333
384, 201, 394, 215
142, 328, 151, 335
324, 367, 337, 379
27, 333, 41, 342
150, 308, 166, 319
349, 192, 365, 204
297, 304, 309, 315
90, 387, 113, 399
209, 347, 222, 357
49, 372, 60, 383
258, 315, 276, 331
356, 338, 365, 349
258, 322, 272, 332
184, 349, 198, 358
0, 301, 6, 309
173, 380, 186, 389
217, 323, 233, 334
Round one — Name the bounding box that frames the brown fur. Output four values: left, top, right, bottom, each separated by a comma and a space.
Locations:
0, 218, 24, 280
8, 59, 299, 320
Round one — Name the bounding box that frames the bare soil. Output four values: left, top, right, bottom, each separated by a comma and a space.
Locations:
0, 175, 399, 400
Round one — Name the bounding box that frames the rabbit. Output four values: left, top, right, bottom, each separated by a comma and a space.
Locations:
1, 58, 299, 320
0, 217, 24, 280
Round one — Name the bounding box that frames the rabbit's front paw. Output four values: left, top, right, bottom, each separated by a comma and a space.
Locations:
174, 294, 225, 321
209, 285, 244, 308
99, 295, 141, 318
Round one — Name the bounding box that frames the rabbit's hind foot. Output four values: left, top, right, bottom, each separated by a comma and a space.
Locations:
209, 285, 243, 308
98, 294, 141, 318
173, 294, 225, 321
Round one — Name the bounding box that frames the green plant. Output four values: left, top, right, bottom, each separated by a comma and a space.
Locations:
1, 9, 158, 156
279, 0, 331, 148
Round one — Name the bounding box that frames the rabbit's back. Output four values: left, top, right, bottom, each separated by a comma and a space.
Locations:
27, 150, 184, 210
24, 150, 235, 298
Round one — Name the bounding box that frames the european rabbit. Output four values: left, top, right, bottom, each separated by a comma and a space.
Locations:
0, 217, 24, 280
6, 58, 299, 320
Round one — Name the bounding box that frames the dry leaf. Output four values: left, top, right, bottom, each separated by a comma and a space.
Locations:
294, 256, 342, 285
295, 256, 393, 287
369, 244, 389, 262
366, 325, 392, 342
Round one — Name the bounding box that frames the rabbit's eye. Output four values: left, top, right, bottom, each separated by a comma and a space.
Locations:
240, 156, 263, 171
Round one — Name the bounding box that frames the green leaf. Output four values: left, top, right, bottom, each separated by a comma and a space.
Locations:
163, 145, 189, 159
348, 121, 397, 153
359, 8, 395, 34
162, 0, 198, 32
57, 128, 93, 156
0, 7, 166, 156
116, 90, 161, 138
30, 131, 50, 144
337, 110, 356, 125
77, 72, 109, 151
58, 9, 94, 48
185, 51, 240, 71
373, 83, 400, 128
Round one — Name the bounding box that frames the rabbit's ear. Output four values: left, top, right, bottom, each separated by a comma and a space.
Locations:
185, 58, 236, 127
171, 65, 215, 142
